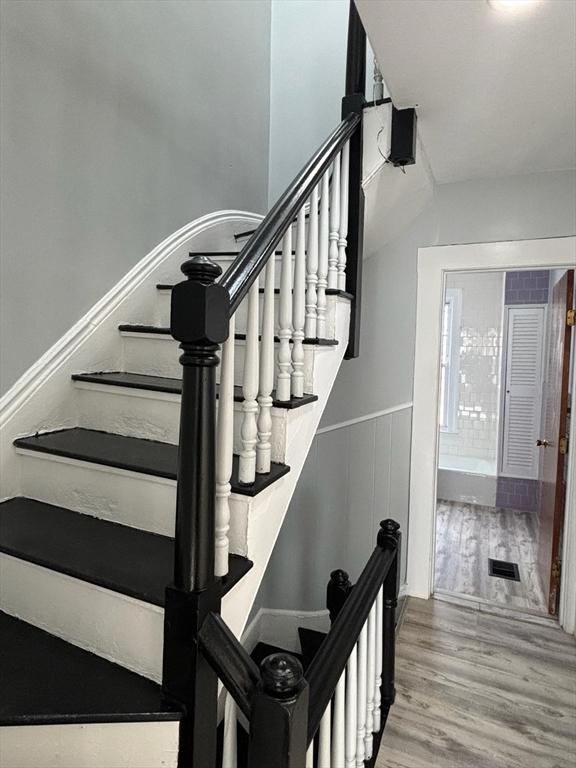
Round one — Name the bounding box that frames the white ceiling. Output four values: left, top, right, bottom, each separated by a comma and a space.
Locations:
357, 0, 576, 184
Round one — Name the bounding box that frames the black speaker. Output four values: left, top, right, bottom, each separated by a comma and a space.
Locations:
390, 106, 417, 167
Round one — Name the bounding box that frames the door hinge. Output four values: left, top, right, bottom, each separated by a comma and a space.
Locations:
567, 309, 575, 327
551, 557, 562, 582
559, 436, 569, 455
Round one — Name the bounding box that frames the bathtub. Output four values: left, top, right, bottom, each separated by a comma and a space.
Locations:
437, 454, 497, 507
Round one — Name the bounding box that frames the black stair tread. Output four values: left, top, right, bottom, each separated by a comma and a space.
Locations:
0, 498, 251, 607
298, 627, 328, 669
0, 611, 182, 726
72, 371, 318, 410
118, 324, 338, 346
13, 428, 290, 497
250, 642, 303, 669
157, 284, 353, 301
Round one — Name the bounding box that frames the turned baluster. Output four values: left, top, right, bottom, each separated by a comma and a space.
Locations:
373, 586, 383, 733
215, 313, 235, 576
338, 142, 350, 292
333, 670, 346, 767
355, 622, 367, 768
277, 229, 293, 401
292, 206, 306, 398
317, 170, 329, 338
345, 644, 358, 768
257, 255, 276, 474
318, 700, 331, 768
222, 692, 238, 768
328, 153, 341, 290
239, 279, 259, 484
364, 603, 376, 759
305, 185, 319, 339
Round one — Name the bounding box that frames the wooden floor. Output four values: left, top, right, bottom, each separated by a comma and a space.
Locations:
376, 598, 576, 768
434, 501, 547, 613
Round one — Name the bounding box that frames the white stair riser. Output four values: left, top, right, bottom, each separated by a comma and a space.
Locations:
1, 554, 164, 681
0, 554, 245, 683
155, 289, 339, 338
121, 333, 317, 393
74, 383, 288, 463
0, 721, 179, 768
16, 450, 251, 548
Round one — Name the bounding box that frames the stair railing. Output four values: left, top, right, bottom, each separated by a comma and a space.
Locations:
199, 519, 401, 768
162, 3, 367, 766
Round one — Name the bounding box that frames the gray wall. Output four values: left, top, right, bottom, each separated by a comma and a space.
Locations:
255, 168, 576, 614
0, 0, 271, 393
267, 0, 348, 204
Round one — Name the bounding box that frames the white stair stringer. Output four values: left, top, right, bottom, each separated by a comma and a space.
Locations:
2, 299, 350, 683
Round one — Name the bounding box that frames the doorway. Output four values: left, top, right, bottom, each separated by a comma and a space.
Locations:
407, 237, 576, 633
433, 268, 573, 616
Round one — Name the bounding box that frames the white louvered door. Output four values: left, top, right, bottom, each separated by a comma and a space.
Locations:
501, 305, 546, 479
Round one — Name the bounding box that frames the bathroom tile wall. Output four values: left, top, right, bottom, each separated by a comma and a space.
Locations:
439, 271, 504, 463
505, 270, 550, 305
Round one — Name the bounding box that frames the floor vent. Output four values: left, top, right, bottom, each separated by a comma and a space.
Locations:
488, 558, 520, 582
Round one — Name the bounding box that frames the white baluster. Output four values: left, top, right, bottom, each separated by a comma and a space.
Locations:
292, 206, 306, 398
306, 743, 315, 768
318, 700, 332, 768
277, 228, 293, 401
373, 587, 383, 733
239, 279, 259, 484
317, 170, 329, 338
333, 670, 346, 768
215, 313, 235, 576
256, 255, 275, 474
222, 693, 237, 768
365, 604, 376, 759
338, 142, 349, 292
305, 185, 319, 338
345, 645, 358, 768
356, 623, 367, 768
328, 153, 341, 290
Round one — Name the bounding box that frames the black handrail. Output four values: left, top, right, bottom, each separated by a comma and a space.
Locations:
198, 612, 261, 720
305, 545, 397, 742
221, 112, 361, 316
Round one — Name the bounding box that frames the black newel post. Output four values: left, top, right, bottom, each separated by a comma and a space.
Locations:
248, 654, 309, 768
162, 254, 230, 768
342, 0, 366, 360
327, 569, 353, 623
378, 519, 401, 708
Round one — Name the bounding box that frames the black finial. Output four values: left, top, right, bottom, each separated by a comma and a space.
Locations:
181, 254, 222, 283
330, 569, 351, 587
378, 519, 400, 550
260, 653, 304, 699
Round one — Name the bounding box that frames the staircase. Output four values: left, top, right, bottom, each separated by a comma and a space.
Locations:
0, 4, 401, 767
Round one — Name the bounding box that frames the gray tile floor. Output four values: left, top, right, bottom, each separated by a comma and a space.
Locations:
434, 500, 547, 614
376, 598, 576, 768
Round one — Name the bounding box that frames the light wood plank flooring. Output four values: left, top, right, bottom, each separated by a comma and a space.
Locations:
377, 598, 576, 768
435, 501, 547, 613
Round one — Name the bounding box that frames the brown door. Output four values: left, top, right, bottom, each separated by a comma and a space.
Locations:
537, 270, 573, 616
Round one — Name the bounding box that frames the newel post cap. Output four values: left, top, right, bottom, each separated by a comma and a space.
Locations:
261, 653, 305, 699
170, 254, 230, 345
378, 519, 400, 549
329, 569, 351, 587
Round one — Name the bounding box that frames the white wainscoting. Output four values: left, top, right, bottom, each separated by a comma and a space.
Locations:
254, 403, 413, 613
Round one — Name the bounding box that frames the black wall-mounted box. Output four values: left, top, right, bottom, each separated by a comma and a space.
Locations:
390, 106, 417, 167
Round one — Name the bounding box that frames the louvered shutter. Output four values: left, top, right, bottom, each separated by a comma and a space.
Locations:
501, 306, 545, 479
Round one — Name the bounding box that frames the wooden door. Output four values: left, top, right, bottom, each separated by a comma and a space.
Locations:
537, 270, 573, 615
